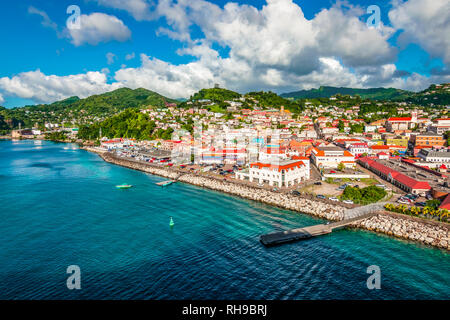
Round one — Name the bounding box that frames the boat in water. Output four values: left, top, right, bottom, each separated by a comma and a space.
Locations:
169, 217, 174, 227
116, 184, 133, 189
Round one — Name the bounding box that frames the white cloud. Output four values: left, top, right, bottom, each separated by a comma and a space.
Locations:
93, 0, 156, 21
114, 54, 216, 98
125, 52, 136, 60
3, 0, 446, 106
67, 12, 131, 46
389, 0, 450, 64
28, 6, 60, 36
0, 93, 4, 105
106, 52, 117, 65
0, 70, 122, 104
107, 0, 403, 96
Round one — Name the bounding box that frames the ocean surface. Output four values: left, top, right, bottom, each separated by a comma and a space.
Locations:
0, 140, 448, 300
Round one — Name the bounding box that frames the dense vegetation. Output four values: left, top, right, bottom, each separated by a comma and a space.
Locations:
281, 86, 413, 101
245, 91, 304, 113
0, 88, 179, 130
191, 88, 241, 103
405, 84, 450, 106
340, 186, 387, 205
282, 84, 450, 106
384, 203, 448, 223
78, 109, 174, 141
44, 131, 68, 142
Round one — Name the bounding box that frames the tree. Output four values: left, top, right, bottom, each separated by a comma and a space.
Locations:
337, 162, 345, 171
338, 120, 345, 132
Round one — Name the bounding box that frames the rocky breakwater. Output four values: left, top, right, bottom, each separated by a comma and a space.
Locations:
351, 213, 449, 250
177, 174, 345, 221
100, 152, 180, 180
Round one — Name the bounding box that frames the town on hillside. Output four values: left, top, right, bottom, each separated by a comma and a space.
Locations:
3, 83, 450, 221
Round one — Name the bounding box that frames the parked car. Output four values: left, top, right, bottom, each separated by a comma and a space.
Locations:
415, 202, 426, 207
398, 199, 411, 204
314, 181, 322, 185
343, 200, 354, 204
292, 191, 301, 196
316, 194, 326, 199
329, 197, 339, 202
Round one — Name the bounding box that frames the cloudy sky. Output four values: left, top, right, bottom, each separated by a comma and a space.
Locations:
0, 0, 449, 107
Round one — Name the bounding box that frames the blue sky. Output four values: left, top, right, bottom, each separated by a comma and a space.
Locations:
0, 0, 449, 107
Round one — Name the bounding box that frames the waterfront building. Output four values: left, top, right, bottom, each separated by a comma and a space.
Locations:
236, 159, 310, 187
358, 157, 431, 195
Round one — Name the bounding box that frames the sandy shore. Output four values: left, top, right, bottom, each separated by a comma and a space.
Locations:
86, 149, 449, 251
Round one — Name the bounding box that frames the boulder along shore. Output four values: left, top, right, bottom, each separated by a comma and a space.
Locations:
88, 149, 449, 251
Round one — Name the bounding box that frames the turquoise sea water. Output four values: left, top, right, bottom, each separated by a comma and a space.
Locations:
0, 140, 448, 299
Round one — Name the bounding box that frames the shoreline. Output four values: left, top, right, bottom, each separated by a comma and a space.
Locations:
84, 147, 449, 251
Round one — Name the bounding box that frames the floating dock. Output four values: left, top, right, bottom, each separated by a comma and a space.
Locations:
156, 180, 176, 187
260, 213, 376, 246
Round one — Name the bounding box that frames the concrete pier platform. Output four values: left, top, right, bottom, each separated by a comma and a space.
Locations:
260, 212, 376, 246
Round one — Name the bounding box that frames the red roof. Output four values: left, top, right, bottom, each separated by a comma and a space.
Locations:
388, 117, 412, 122
439, 194, 450, 210
359, 158, 431, 190
250, 161, 305, 172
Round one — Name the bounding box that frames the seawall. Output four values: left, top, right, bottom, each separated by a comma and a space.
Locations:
93, 151, 449, 251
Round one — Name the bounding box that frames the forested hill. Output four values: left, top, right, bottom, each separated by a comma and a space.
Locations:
281, 86, 413, 100
23, 87, 179, 113
0, 88, 180, 129
190, 88, 241, 102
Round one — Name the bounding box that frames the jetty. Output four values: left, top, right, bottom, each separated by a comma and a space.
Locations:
260, 203, 386, 246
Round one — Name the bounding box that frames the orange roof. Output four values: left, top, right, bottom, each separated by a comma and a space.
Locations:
343, 151, 354, 157
371, 145, 390, 150
291, 156, 309, 160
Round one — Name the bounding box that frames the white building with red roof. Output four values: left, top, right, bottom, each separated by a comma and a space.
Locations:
310, 146, 355, 169
236, 159, 310, 187
386, 111, 418, 132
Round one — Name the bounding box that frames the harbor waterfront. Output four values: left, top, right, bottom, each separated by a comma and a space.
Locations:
91, 148, 450, 250
0, 140, 449, 299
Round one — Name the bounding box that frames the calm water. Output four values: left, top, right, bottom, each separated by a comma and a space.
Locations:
0, 140, 448, 300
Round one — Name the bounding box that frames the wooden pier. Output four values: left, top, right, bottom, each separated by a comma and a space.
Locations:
260, 212, 377, 246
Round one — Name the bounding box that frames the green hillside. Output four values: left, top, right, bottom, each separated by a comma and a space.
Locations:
281, 86, 413, 100
406, 84, 450, 106
0, 88, 179, 129
245, 91, 304, 113
191, 88, 241, 102
77, 108, 174, 141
